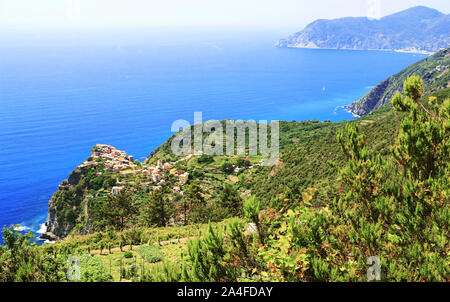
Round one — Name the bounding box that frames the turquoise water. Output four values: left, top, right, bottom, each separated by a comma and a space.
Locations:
0, 28, 426, 242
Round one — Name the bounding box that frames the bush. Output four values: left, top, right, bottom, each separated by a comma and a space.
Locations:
221, 162, 234, 174
197, 155, 214, 164
191, 170, 205, 179
75, 255, 112, 282
136, 246, 163, 263
236, 158, 251, 168
123, 251, 133, 259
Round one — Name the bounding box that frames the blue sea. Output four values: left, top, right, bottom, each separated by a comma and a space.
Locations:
0, 28, 426, 243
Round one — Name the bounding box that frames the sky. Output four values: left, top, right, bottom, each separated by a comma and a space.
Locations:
0, 0, 449, 30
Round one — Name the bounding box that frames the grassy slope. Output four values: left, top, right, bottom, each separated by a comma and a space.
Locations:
36, 219, 238, 282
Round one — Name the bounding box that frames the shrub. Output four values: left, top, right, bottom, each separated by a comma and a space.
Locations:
136, 246, 163, 263
197, 155, 214, 164
123, 251, 133, 259
221, 162, 234, 174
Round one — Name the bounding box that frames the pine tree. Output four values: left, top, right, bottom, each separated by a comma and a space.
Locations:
219, 184, 243, 216
185, 76, 449, 282
142, 187, 175, 227
184, 180, 207, 224
99, 189, 137, 231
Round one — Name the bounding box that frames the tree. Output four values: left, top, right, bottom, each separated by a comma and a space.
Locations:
186, 223, 240, 282
185, 76, 449, 282
0, 226, 66, 282
182, 181, 206, 224
219, 184, 243, 216
142, 187, 175, 227
98, 189, 137, 231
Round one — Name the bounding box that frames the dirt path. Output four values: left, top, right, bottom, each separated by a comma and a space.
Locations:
89, 236, 197, 255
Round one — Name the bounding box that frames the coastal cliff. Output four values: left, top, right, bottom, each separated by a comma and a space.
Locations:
42, 144, 138, 240
41, 169, 84, 240
277, 6, 449, 54
347, 47, 450, 116
41, 144, 190, 240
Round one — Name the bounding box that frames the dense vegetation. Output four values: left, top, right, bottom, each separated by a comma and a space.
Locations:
178, 77, 449, 282
0, 77, 448, 282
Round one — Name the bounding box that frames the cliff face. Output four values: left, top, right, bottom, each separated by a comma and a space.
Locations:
42, 169, 85, 240
277, 6, 449, 54
347, 47, 450, 116
42, 144, 137, 240
347, 78, 393, 117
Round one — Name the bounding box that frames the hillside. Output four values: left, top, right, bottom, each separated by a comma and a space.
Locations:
40, 105, 417, 240
347, 47, 450, 116
42, 120, 343, 240
7, 43, 446, 282
3, 83, 448, 282
276, 6, 450, 54
41, 72, 450, 242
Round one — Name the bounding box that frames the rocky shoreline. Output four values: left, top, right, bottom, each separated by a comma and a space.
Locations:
38, 231, 58, 242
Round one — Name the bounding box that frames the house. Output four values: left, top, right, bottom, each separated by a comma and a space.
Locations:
157, 161, 164, 170
179, 172, 189, 185
152, 174, 161, 182
111, 186, 125, 195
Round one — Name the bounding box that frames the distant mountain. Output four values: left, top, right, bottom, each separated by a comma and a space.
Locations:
276, 6, 450, 54
347, 47, 450, 116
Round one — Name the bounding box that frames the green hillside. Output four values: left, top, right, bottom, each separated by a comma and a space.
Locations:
1, 78, 448, 282
348, 47, 449, 116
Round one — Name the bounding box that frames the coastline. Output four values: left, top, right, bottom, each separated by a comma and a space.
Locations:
276, 44, 435, 55
1, 42, 425, 245
340, 105, 361, 118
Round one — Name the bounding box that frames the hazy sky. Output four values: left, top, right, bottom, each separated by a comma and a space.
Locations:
0, 0, 449, 29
